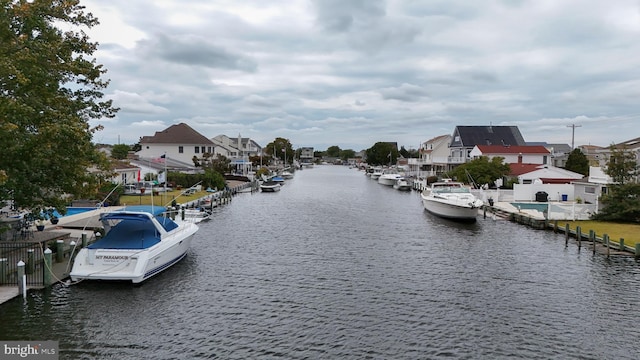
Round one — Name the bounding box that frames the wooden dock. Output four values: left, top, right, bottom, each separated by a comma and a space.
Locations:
0, 229, 80, 305
486, 202, 640, 258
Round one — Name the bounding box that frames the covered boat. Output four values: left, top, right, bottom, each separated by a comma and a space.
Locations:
70, 206, 198, 283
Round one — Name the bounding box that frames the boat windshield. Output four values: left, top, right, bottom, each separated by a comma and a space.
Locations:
432, 184, 470, 194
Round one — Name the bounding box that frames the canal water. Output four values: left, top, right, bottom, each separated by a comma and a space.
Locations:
1, 165, 639, 359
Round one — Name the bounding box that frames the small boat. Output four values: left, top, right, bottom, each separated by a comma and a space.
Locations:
279, 170, 294, 179
260, 181, 281, 192
370, 167, 383, 180
393, 177, 412, 191
420, 180, 483, 222
69, 205, 199, 284
180, 208, 212, 223
270, 175, 285, 185
378, 171, 403, 186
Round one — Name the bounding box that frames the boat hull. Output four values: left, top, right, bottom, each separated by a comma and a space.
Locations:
70, 226, 197, 283
260, 182, 281, 192
378, 174, 401, 186
421, 194, 481, 221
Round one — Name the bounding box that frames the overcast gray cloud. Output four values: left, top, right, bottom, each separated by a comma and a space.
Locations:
83, 0, 640, 151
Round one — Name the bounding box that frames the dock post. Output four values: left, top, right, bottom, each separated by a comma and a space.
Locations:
26, 249, 34, 275
565, 224, 570, 247
43, 248, 52, 287
483, 206, 486, 219
604, 234, 610, 258
635, 243, 640, 259
55, 240, 64, 263
0, 258, 7, 284
17, 260, 25, 298
576, 226, 582, 250
553, 220, 558, 233
590, 230, 596, 255
81, 233, 88, 248
619, 238, 625, 251
69, 240, 77, 259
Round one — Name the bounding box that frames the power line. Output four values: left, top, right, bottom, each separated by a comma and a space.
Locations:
567, 124, 582, 149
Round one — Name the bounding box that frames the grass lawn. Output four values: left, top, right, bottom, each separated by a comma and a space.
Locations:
556, 220, 639, 248
119, 190, 208, 207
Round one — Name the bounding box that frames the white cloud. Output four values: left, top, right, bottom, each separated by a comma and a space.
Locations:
81, 0, 640, 150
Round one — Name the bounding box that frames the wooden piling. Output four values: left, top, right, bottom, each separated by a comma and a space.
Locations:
604, 234, 610, 258
0, 258, 6, 285
635, 243, 640, 259
43, 248, 52, 287
56, 240, 64, 263
565, 224, 570, 247
591, 230, 596, 255
576, 226, 582, 250
619, 238, 625, 251
17, 261, 25, 296
26, 249, 35, 275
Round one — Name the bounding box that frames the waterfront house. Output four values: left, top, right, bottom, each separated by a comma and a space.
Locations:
211, 134, 262, 158
470, 144, 551, 165
447, 125, 527, 171
137, 123, 215, 166
408, 134, 451, 178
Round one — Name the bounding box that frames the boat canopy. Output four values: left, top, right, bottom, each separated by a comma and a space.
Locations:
88, 219, 161, 249
89, 207, 179, 249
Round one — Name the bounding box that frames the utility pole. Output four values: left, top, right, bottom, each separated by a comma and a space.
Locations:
567, 124, 582, 149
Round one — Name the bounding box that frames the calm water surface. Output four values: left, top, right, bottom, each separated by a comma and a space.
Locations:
1, 165, 639, 359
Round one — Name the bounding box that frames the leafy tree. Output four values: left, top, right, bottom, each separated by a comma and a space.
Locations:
365, 142, 398, 166
340, 149, 355, 161
0, 0, 117, 215
564, 148, 589, 176
264, 137, 293, 165
448, 156, 510, 188
326, 145, 341, 158
205, 154, 232, 175
111, 144, 130, 159
605, 145, 637, 184
593, 183, 640, 223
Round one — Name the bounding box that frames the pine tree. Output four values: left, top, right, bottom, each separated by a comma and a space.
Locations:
564, 148, 589, 176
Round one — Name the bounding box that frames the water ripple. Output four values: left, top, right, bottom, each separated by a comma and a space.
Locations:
1, 166, 639, 359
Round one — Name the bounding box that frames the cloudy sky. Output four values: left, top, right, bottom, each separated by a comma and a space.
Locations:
80, 0, 640, 151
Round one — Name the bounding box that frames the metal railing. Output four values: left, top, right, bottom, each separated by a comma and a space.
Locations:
0, 242, 45, 286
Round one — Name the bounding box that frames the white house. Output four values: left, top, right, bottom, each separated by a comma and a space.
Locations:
105, 161, 140, 185
408, 134, 451, 177
138, 123, 215, 165
470, 145, 551, 165
211, 134, 262, 159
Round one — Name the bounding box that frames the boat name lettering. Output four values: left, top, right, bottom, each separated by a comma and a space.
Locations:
96, 255, 129, 261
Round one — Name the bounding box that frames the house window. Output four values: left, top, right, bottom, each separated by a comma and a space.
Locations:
208, 146, 212, 153
195, 147, 200, 154
178, 146, 184, 153
585, 186, 596, 194
201, 146, 205, 153
543, 155, 547, 164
